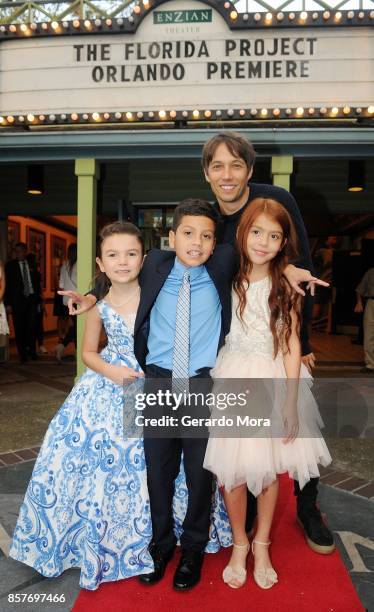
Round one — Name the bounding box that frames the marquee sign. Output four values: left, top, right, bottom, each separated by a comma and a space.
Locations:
0, 0, 373, 125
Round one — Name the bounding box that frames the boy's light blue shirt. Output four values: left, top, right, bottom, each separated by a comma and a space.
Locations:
146, 257, 222, 376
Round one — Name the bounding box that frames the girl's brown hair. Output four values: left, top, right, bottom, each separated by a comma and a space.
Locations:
93, 221, 143, 299
234, 198, 301, 357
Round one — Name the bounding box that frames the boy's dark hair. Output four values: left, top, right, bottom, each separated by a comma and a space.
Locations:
15, 242, 27, 251
202, 131, 256, 171
172, 198, 219, 232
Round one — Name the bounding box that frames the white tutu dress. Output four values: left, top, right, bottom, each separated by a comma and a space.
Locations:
204, 277, 332, 497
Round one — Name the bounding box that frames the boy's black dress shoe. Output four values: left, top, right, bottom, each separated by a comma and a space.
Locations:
173, 550, 204, 591
138, 544, 174, 585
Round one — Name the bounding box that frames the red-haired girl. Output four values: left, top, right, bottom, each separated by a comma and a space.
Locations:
204, 198, 331, 590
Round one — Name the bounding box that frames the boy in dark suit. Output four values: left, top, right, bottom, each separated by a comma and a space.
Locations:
133, 199, 236, 591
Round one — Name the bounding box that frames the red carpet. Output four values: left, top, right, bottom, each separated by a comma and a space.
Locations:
73, 475, 363, 612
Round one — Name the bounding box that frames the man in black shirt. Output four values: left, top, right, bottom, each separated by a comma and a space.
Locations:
202, 132, 334, 555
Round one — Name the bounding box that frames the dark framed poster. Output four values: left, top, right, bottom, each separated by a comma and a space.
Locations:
50, 235, 66, 290
27, 227, 46, 289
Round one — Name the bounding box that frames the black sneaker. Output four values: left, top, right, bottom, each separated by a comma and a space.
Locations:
297, 504, 335, 555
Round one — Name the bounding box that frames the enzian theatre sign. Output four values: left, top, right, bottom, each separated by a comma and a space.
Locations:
0, 0, 372, 117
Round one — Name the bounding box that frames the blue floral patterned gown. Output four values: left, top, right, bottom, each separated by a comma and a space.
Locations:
10, 301, 231, 590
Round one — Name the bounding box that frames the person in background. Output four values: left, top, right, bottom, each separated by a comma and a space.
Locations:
4, 242, 40, 363
312, 236, 338, 331
0, 260, 10, 361
54, 243, 77, 362
27, 253, 48, 355
355, 267, 374, 374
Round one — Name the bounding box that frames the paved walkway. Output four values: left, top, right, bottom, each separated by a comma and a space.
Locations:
0, 333, 372, 610
0, 460, 373, 611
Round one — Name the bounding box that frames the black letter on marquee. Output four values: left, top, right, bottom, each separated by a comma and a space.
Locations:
73, 45, 84, 62
124, 43, 134, 60
101, 44, 111, 60
286, 61, 297, 77
225, 40, 236, 57
198, 41, 209, 57
92, 66, 104, 82
173, 63, 185, 80
207, 63, 218, 79
307, 38, 317, 55
300, 60, 309, 77
107, 65, 117, 82
293, 38, 305, 55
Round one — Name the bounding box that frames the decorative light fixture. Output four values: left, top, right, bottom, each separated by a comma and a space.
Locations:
27, 165, 44, 195
348, 160, 365, 192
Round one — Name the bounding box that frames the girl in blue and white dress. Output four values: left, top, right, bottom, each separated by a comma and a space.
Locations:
10, 222, 231, 590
